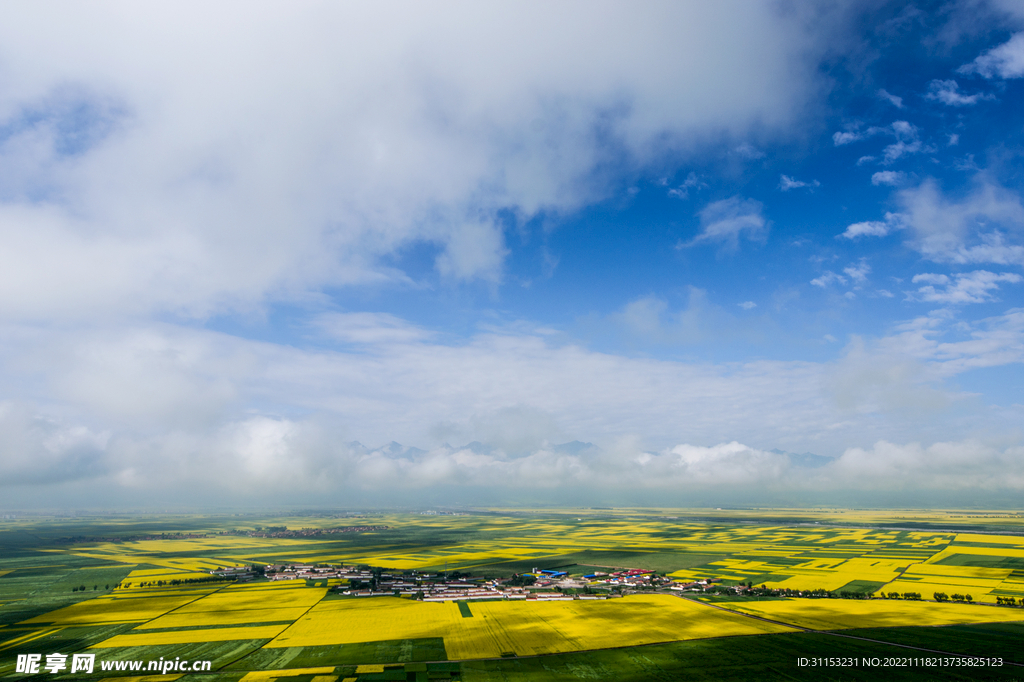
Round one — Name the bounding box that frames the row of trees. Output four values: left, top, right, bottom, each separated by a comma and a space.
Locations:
70, 584, 105, 592
933, 592, 973, 602
996, 596, 1019, 606
114, 575, 235, 589
878, 591, 922, 600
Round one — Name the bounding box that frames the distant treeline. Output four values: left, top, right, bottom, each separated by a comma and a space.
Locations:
114, 575, 236, 589
55, 532, 211, 544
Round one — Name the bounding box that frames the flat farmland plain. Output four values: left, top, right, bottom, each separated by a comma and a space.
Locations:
2, 508, 1024, 681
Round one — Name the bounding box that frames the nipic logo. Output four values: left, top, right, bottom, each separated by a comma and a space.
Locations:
15, 653, 94, 674
14, 653, 211, 675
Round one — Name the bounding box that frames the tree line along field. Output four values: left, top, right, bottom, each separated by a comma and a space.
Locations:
2, 508, 1024, 681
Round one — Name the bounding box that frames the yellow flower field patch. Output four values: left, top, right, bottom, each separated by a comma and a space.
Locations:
137, 607, 310, 629
21, 593, 207, 625
174, 586, 326, 613
721, 598, 1024, 630
238, 667, 335, 681
93, 624, 290, 647
267, 595, 795, 659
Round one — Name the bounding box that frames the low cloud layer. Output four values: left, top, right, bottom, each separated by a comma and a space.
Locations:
3, 303, 1024, 506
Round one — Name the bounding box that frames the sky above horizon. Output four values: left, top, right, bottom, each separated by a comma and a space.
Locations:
3, 1, 1024, 507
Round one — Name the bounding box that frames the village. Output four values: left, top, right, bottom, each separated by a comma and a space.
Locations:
209, 562, 727, 601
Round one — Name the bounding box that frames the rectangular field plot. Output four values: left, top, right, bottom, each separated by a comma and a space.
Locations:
267, 595, 795, 660
136, 606, 310, 629
720, 597, 1024, 630
225, 638, 448, 669
173, 584, 327, 613
93, 624, 290, 646
19, 592, 210, 625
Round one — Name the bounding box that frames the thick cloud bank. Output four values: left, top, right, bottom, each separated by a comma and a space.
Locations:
2, 4, 1024, 508
0, 2, 825, 320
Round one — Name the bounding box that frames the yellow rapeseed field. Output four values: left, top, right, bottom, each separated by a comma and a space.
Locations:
721, 598, 1024, 630
136, 607, 310, 629
238, 667, 336, 682
173, 585, 326, 613
93, 624, 290, 647
21, 593, 208, 625
267, 595, 794, 659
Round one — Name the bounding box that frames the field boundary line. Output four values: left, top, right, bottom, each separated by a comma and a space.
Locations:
0, 627, 63, 652
678, 595, 1024, 667
220, 585, 329, 671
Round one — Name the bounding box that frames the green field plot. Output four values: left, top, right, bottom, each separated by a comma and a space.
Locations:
935, 554, 1024, 569
460, 630, 1023, 682
836, 579, 888, 594
843, 622, 1024, 664
225, 637, 448, 670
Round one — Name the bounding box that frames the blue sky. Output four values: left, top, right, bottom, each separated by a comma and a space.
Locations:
2, 2, 1024, 506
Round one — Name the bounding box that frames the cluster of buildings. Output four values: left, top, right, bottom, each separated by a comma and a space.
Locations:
226, 525, 389, 539
524, 567, 675, 591
263, 564, 367, 581
222, 561, 710, 600
669, 578, 722, 592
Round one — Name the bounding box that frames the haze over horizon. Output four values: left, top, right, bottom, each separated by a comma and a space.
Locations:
3, 1, 1024, 508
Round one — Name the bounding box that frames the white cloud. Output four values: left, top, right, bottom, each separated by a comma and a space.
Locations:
881, 120, 922, 163
779, 174, 820, 191
925, 79, 992, 106
681, 196, 768, 249
843, 260, 871, 284
840, 212, 903, 239
733, 143, 765, 159
667, 172, 705, 199
811, 271, 847, 288
960, 32, 1024, 79
908, 270, 1023, 305
877, 89, 903, 108
3, 305, 1024, 501
948, 133, 959, 146
738, 301, 757, 310
871, 171, 904, 186
833, 130, 863, 145
829, 440, 1024, 491
0, 3, 830, 322
313, 312, 435, 345
0, 402, 110, 485
844, 178, 1024, 262
831, 121, 921, 164
895, 178, 1024, 264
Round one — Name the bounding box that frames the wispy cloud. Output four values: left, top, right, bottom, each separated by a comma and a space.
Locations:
959, 32, 1024, 79
843, 260, 871, 285
779, 174, 820, 191
908, 271, 1022, 305
840, 212, 903, 239
667, 172, 706, 199
925, 79, 992, 106
871, 171, 905, 186
832, 121, 925, 164
877, 89, 903, 108
811, 271, 847, 288
680, 196, 768, 250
